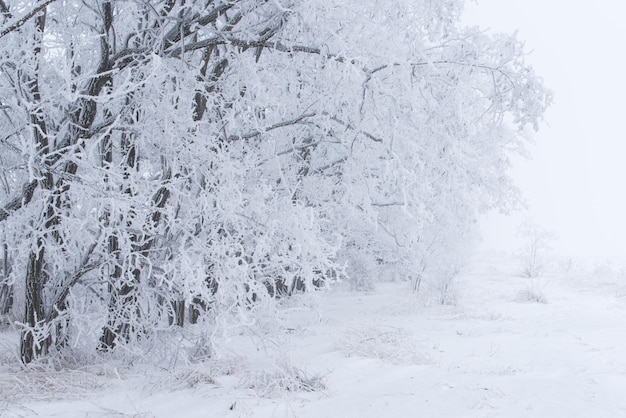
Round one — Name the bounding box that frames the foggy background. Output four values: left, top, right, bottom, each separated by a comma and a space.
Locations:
465, 0, 626, 257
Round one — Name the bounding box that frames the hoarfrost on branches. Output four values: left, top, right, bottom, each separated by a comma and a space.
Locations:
0, 0, 550, 363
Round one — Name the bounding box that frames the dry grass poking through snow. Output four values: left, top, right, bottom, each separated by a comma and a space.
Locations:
0, 367, 107, 404
145, 366, 218, 393
337, 324, 431, 365
242, 360, 326, 397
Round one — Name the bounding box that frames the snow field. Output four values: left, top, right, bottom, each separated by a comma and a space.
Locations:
3, 253, 626, 417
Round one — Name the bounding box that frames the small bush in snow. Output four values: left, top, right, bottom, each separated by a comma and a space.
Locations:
515, 278, 548, 304
515, 288, 548, 304
517, 220, 556, 278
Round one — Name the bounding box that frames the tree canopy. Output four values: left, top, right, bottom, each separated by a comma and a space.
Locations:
0, 0, 550, 363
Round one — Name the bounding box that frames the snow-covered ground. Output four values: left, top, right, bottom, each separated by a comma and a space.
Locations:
3, 253, 626, 417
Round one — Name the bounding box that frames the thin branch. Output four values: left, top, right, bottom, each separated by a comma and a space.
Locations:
227, 112, 315, 142
371, 201, 406, 207
165, 37, 342, 60
47, 263, 99, 321
48, 233, 102, 321
256, 140, 323, 167
163, 2, 236, 49
411, 60, 515, 88
275, 140, 321, 158
311, 157, 347, 174
0, 0, 58, 39
323, 112, 383, 143
113, 36, 341, 70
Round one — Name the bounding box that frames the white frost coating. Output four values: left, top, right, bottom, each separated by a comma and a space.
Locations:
0, 0, 550, 362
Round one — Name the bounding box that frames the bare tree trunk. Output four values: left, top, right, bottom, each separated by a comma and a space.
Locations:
0, 240, 12, 316
21, 239, 49, 363
169, 300, 185, 327
20, 5, 53, 364
99, 266, 140, 350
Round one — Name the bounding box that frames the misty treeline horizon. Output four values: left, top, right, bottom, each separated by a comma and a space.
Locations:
0, 0, 549, 364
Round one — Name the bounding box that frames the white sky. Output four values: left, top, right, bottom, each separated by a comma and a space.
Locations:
463, 0, 626, 257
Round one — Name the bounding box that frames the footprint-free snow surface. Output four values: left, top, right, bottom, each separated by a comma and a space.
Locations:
3, 253, 626, 417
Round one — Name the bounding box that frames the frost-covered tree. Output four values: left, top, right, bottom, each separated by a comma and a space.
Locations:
518, 220, 556, 278
0, 0, 550, 363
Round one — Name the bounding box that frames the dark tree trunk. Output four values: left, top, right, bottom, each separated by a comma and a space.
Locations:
20, 6, 52, 364
169, 300, 185, 327
21, 239, 49, 363
0, 284, 11, 316
99, 271, 140, 350
0, 240, 12, 316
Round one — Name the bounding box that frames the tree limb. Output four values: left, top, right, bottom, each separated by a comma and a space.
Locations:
311, 157, 348, 174
0, 0, 58, 39
227, 112, 315, 142
323, 112, 382, 143
0, 180, 38, 222
47, 233, 101, 322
